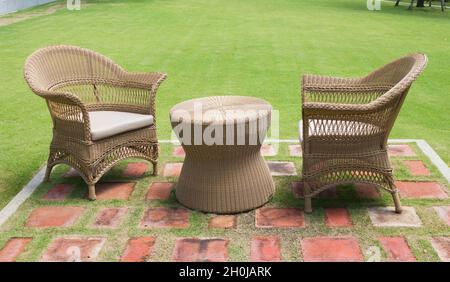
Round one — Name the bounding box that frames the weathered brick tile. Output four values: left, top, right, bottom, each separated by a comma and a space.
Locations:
261, 144, 277, 156
267, 162, 297, 176
288, 145, 302, 157
388, 144, 415, 157
173, 146, 185, 157
123, 162, 148, 177
430, 237, 450, 262
91, 207, 127, 228
256, 208, 305, 228
208, 215, 236, 229
93, 182, 135, 200
146, 182, 174, 200
25, 207, 84, 228
172, 238, 228, 262
325, 208, 352, 228
163, 163, 183, 177
250, 236, 281, 262
368, 206, 422, 227
41, 237, 106, 262
0, 238, 32, 262
140, 208, 189, 228
301, 236, 363, 262
403, 160, 430, 176
434, 206, 450, 226
120, 237, 156, 262
355, 183, 380, 199
396, 181, 448, 199
378, 236, 416, 262
42, 184, 75, 200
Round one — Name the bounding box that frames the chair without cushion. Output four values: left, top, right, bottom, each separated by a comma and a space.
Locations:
24, 45, 167, 200
300, 53, 427, 213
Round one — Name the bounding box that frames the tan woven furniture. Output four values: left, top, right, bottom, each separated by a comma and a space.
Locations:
24, 45, 166, 200
170, 96, 275, 213
301, 53, 427, 213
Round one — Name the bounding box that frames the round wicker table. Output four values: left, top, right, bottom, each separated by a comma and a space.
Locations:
170, 96, 275, 213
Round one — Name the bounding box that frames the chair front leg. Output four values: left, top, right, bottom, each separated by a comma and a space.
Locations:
88, 183, 96, 200
303, 181, 313, 213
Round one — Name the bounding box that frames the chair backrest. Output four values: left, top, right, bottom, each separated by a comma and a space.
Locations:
364, 53, 427, 141
24, 45, 124, 93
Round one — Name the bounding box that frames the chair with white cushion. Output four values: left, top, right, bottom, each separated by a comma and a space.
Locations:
24, 45, 166, 200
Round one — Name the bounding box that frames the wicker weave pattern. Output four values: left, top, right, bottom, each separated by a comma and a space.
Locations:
24, 45, 166, 199
170, 96, 275, 214
301, 54, 427, 213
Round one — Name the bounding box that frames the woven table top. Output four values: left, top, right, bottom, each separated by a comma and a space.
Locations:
169, 96, 272, 125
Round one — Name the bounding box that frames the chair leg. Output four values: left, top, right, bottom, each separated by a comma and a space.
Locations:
152, 162, 158, 176
392, 191, 402, 214
88, 184, 96, 201
395, 0, 401, 6
304, 182, 313, 213
44, 164, 53, 182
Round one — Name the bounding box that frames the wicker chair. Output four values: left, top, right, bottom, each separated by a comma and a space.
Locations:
24, 45, 166, 200
300, 53, 427, 213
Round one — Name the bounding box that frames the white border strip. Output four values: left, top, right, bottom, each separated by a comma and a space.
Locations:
0, 138, 448, 227
0, 165, 46, 227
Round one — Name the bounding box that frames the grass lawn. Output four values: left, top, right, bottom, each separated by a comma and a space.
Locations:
0, 0, 449, 210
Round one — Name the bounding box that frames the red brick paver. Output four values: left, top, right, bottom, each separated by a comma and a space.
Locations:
267, 161, 297, 176
301, 237, 363, 262
141, 208, 189, 228
355, 183, 380, 199
291, 182, 337, 198
172, 238, 229, 262
0, 238, 32, 262
396, 181, 448, 199
91, 207, 127, 228
250, 236, 281, 262
26, 206, 84, 228
92, 182, 135, 200
41, 237, 105, 262
434, 206, 450, 226
325, 208, 352, 227
163, 163, 183, 177
120, 237, 156, 262
403, 160, 430, 176
123, 162, 148, 177
288, 144, 302, 157
430, 237, 450, 262
42, 184, 75, 200
208, 215, 236, 229
173, 146, 185, 157
63, 168, 80, 178
146, 182, 174, 200
379, 236, 416, 262
261, 144, 276, 156
388, 144, 415, 156
256, 208, 305, 228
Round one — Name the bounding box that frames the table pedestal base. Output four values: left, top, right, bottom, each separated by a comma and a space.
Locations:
175, 146, 275, 214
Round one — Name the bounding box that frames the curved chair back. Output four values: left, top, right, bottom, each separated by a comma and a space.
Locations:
24, 45, 124, 94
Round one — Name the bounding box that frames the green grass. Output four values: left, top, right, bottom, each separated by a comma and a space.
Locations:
0, 142, 448, 261
0, 0, 449, 210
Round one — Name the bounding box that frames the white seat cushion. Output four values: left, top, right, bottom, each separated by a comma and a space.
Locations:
89, 111, 154, 140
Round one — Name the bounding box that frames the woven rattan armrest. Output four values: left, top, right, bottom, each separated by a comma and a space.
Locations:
123, 72, 167, 92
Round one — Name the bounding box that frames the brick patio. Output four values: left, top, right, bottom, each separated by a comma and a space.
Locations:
0, 142, 448, 261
